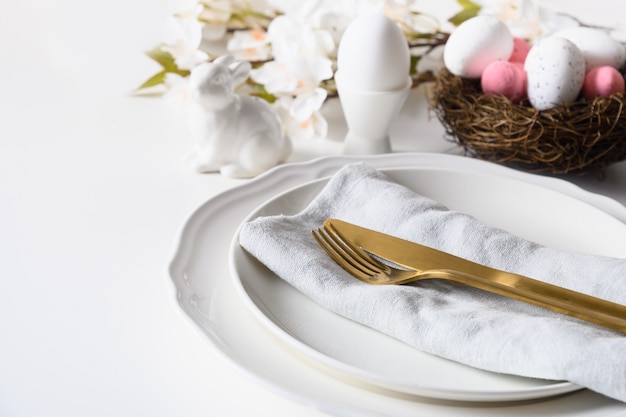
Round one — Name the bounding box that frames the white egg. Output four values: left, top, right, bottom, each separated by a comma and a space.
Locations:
553, 27, 626, 71
524, 37, 586, 110
443, 15, 514, 79
336, 13, 410, 91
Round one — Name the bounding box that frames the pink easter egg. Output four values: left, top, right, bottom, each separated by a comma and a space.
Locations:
582, 66, 625, 100
481, 60, 527, 103
509, 37, 532, 63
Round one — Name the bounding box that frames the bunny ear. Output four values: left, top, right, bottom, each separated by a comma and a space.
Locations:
229, 60, 252, 86
213, 55, 237, 67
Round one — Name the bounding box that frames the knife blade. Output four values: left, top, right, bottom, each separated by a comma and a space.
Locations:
327, 218, 500, 276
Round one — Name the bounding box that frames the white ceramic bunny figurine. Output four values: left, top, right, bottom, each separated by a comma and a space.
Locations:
186, 55, 292, 178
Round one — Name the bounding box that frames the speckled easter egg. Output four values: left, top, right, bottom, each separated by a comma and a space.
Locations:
509, 37, 532, 63
582, 66, 625, 100
443, 15, 514, 78
553, 27, 626, 71
524, 37, 585, 110
481, 61, 527, 103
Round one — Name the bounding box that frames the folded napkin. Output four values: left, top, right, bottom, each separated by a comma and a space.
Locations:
239, 163, 626, 402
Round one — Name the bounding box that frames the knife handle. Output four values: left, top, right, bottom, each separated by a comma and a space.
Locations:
435, 267, 626, 333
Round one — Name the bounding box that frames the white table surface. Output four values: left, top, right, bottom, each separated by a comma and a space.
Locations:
2, 1, 626, 416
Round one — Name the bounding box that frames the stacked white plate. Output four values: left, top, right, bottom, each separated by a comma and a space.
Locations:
169, 153, 626, 416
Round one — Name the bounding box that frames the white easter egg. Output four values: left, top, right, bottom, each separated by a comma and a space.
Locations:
553, 27, 626, 71
524, 37, 585, 110
336, 13, 410, 91
443, 15, 514, 79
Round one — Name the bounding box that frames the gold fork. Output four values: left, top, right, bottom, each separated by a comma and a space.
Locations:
312, 218, 626, 333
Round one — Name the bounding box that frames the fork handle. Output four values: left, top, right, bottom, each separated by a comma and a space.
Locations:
433, 269, 626, 333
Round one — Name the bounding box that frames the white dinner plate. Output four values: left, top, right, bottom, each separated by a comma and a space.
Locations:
230, 165, 626, 401
169, 152, 626, 416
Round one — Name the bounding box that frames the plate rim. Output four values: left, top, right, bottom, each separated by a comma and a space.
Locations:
229, 164, 626, 401
168, 152, 626, 415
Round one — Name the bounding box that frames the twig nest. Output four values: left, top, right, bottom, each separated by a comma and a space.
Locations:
434, 16, 626, 174
432, 67, 626, 174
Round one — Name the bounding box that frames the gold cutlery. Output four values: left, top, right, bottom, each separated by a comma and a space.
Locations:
312, 218, 626, 333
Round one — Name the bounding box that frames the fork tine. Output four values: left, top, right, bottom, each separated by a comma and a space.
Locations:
323, 222, 391, 273
318, 226, 379, 274
313, 223, 420, 286
312, 228, 377, 281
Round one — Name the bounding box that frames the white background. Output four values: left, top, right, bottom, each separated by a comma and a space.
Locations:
1, 0, 626, 416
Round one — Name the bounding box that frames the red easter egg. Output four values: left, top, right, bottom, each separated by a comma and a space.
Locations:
509, 37, 532, 63
582, 66, 625, 100
481, 61, 527, 103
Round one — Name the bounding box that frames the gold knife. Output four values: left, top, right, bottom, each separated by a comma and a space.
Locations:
325, 218, 626, 333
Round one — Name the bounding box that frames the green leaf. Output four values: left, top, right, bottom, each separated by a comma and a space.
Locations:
410, 55, 420, 75
137, 70, 167, 90
145, 47, 179, 72
138, 46, 192, 90
249, 89, 277, 103
449, 0, 481, 26
245, 81, 277, 103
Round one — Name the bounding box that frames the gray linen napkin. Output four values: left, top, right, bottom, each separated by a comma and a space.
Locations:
239, 163, 626, 402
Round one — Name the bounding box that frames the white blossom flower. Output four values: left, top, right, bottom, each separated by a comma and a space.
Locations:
384, 0, 441, 37
285, 110, 329, 141
226, 29, 272, 61
258, 15, 334, 95
265, 15, 335, 61
251, 53, 332, 104
266, 0, 383, 42
477, 0, 578, 40
264, 0, 434, 47
161, 5, 209, 69
384, 0, 416, 23
276, 94, 329, 141
315, 11, 354, 44
198, 0, 233, 40
290, 87, 328, 122
199, 0, 278, 40
249, 14, 334, 140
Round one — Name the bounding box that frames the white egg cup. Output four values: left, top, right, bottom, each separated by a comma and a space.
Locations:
336, 72, 412, 154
